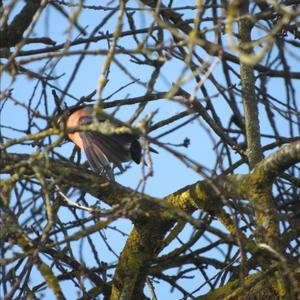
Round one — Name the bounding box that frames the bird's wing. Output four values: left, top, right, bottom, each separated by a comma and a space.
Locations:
79, 116, 141, 165
80, 131, 115, 181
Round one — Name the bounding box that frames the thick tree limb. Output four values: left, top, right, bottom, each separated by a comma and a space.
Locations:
238, 1, 263, 169
1, 141, 299, 299
0, 0, 43, 48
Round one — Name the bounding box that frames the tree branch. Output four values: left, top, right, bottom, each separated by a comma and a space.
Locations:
0, 0, 43, 48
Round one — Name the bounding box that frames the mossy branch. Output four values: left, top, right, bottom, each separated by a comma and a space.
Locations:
1, 141, 299, 299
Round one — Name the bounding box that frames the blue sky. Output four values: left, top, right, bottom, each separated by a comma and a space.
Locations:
1, 1, 299, 299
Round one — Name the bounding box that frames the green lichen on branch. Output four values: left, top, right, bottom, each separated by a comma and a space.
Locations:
197, 268, 279, 300
1, 141, 300, 299
111, 221, 172, 299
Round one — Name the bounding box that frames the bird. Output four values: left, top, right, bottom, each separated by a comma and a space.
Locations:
65, 104, 144, 181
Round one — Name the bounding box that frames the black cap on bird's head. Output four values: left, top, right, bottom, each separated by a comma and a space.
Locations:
66, 104, 91, 115
52, 89, 89, 122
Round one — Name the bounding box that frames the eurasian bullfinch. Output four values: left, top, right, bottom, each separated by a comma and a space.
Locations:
65, 105, 143, 181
